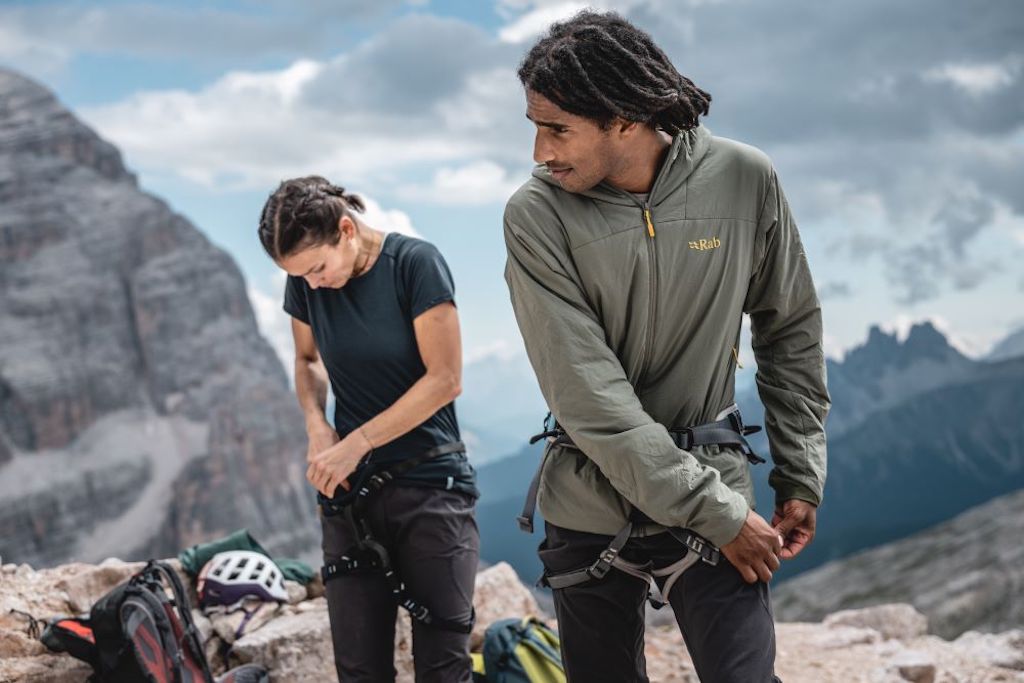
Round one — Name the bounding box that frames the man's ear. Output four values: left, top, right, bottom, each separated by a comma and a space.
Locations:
614, 117, 640, 138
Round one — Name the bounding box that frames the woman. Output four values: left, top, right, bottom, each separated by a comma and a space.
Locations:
257, 176, 479, 682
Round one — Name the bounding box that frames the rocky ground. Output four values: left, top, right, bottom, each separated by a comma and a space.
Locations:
2, 558, 1022, 682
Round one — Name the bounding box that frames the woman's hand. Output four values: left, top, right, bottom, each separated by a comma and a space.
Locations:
306, 419, 340, 464
306, 428, 374, 498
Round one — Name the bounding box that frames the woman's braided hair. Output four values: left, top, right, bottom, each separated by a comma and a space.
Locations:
258, 175, 366, 261
517, 10, 710, 135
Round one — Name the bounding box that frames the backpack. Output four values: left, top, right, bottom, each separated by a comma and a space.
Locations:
40, 559, 269, 683
473, 617, 566, 683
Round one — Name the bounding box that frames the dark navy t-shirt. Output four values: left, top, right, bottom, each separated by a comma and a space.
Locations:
283, 233, 477, 497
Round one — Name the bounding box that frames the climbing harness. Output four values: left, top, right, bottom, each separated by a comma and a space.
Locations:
318, 440, 474, 633
521, 405, 764, 608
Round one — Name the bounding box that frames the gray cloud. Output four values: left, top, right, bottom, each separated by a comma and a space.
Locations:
617, 0, 1023, 304
0, 1, 408, 72
302, 14, 515, 114
818, 281, 853, 300
935, 195, 995, 258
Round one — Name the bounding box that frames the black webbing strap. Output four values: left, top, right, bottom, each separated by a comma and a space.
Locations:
318, 440, 466, 516
519, 407, 763, 534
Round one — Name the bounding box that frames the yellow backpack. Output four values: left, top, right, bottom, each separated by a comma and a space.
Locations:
472, 617, 566, 683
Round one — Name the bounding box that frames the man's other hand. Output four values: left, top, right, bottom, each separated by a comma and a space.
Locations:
771, 499, 817, 560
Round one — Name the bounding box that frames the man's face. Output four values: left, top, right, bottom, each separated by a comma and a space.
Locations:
525, 90, 624, 193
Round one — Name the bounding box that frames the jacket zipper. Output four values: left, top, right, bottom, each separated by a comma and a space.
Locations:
606, 138, 677, 388
639, 201, 658, 388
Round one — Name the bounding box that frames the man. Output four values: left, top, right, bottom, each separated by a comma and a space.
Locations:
503, 11, 829, 683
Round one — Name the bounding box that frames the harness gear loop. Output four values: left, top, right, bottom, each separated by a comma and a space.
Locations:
523, 405, 761, 607
318, 440, 474, 634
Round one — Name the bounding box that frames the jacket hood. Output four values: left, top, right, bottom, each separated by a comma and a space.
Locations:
531, 125, 712, 207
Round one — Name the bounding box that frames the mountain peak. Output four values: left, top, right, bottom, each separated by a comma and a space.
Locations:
839, 319, 968, 380
904, 321, 964, 361
0, 67, 132, 183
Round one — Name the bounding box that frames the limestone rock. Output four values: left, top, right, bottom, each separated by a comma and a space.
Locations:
230, 601, 335, 682
55, 558, 145, 613
824, 604, 929, 641
0, 66, 317, 570
470, 561, 543, 649
283, 579, 306, 605
952, 629, 1024, 670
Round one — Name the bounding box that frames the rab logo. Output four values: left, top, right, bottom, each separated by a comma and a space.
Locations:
689, 237, 721, 251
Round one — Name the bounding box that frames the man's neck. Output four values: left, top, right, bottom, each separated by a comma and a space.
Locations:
606, 129, 673, 194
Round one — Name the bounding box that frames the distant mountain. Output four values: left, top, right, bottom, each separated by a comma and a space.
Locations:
987, 325, 1024, 363
475, 442, 546, 583
772, 487, 1024, 638
461, 351, 545, 466
476, 320, 1024, 585
0, 68, 317, 567
739, 323, 1024, 580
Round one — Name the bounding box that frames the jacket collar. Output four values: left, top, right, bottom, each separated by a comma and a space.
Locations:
531, 125, 712, 207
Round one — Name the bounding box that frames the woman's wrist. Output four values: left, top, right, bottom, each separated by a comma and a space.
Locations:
305, 413, 332, 433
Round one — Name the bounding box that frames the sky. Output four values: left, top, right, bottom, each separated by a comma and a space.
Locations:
3, 0, 1023, 370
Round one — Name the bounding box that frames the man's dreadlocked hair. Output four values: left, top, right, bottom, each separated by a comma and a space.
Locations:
517, 10, 710, 135
258, 175, 366, 261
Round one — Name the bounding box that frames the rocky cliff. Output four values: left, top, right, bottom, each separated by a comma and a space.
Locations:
773, 487, 1024, 640
0, 68, 318, 567
1, 558, 1022, 682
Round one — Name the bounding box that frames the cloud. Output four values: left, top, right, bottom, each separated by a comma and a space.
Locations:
498, 2, 590, 43
397, 160, 523, 205
359, 196, 421, 237
302, 14, 510, 114
0, 1, 408, 76
78, 17, 532, 194
67, 0, 1024, 310
924, 57, 1023, 97
818, 281, 853, 300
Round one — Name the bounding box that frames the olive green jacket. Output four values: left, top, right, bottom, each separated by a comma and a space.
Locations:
503, 126, 829, 547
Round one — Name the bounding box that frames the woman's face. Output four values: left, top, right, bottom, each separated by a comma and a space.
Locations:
278, 216, 361, 289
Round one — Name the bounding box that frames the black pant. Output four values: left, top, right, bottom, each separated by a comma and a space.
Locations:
320, 485, 480, 683
540, 522, 780, 683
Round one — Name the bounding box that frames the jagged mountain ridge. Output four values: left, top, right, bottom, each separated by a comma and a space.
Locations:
740, 326, 1024, 579
988, 324, 1024, 363
0, 68, 318, 567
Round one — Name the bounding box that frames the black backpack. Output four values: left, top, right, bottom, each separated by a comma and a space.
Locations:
41, 559, 268, 683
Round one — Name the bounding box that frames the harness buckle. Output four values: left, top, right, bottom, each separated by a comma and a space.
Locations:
684, 535, 720, 565
588, 547, 619, 580
673, 428, 694, 450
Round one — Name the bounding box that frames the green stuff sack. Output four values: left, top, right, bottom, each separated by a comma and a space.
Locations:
481, 617, 565, 683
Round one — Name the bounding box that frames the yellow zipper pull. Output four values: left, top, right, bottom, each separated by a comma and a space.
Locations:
732, 346, 744, 369
643, 208, 655, 237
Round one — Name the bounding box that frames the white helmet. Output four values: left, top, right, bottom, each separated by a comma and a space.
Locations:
197, 550, 289, 608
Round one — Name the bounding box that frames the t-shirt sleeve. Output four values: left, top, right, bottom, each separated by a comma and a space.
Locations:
403, 240, 456, 319
282, 274, 311, 324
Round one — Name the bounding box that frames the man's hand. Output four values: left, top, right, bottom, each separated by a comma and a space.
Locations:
771, 499, 817, 560
720, 509, 783, 583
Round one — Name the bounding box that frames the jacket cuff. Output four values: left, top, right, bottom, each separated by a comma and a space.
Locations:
771, 480, 822, 509
697, 492, 749, 548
